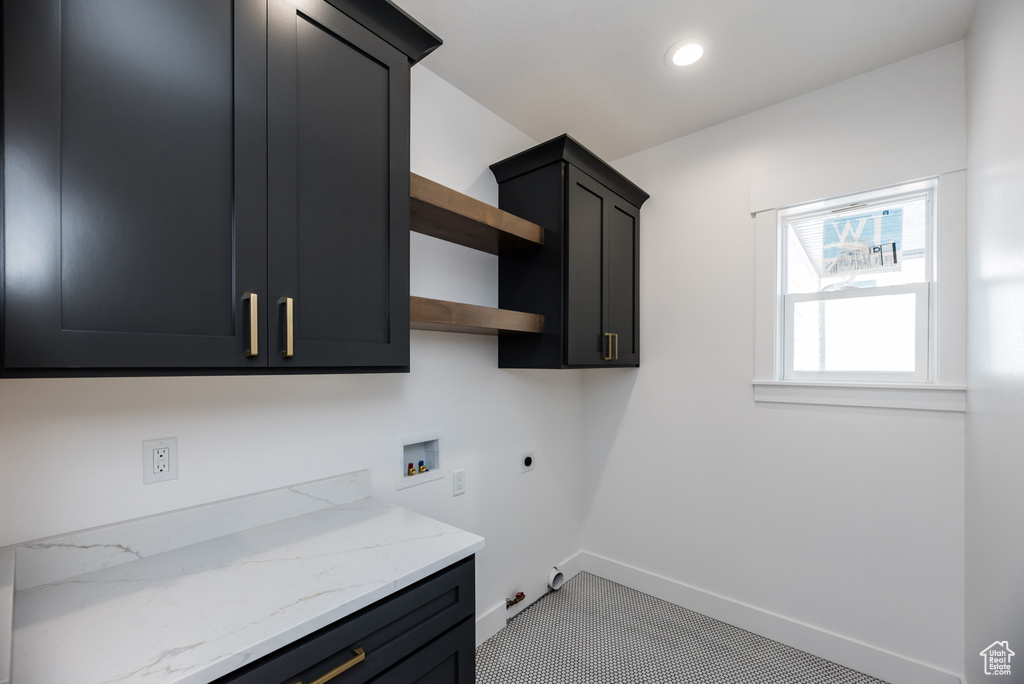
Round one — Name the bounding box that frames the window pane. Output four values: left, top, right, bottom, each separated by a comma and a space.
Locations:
785, 195, 928, 295
792, 293, 917, 372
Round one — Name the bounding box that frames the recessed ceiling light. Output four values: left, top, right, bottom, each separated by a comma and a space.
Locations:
666, 39, 704, 67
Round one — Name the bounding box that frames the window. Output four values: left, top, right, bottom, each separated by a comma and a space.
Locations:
777, 180, 935, 383
752, 159, 965, 412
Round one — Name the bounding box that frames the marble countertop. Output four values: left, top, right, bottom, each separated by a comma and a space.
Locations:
3, 471, 483, 684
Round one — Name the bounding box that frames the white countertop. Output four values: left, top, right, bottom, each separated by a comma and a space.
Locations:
3, 471, 483, 684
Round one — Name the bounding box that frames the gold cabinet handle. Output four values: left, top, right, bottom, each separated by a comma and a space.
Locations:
243, 292, 258, 358
603, 332, 614, 361
302, 647, 366, 684
279, 297, 294, 358
613, 332, 619, 361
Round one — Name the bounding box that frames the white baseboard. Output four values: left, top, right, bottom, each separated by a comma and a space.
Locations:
475, 600, 507, 647
557, 550, 586, 581
476, 550, 588, 646
576, 552, 964, 684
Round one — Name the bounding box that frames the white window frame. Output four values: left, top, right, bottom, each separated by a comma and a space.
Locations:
752, 172, 966, 412
777, 180, 935, 384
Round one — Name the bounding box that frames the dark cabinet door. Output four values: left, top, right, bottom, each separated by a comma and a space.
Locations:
565, 166, 639, 367
267, 0, 410, 369
3, 0, 268, 371
368, 618, 475, 684
603, 194, 640, 366
566, 166, 606, 366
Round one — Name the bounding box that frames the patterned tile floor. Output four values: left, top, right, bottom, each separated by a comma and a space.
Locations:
476, 572, 889, 684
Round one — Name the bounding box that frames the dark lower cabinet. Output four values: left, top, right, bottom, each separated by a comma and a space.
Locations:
216, 556, 475, 684
491, 135, 648, 369
368, 619, 474, 684
1, 0, 439, 376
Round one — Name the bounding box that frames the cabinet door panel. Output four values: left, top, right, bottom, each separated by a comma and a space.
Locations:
565, 167, 605, 366
368, 618, 474, 684
59, 0, 233, 337
605, 201, 639, 365
268, 0, 409, 369
2, 0, 267, 371
295, 14, 389, 344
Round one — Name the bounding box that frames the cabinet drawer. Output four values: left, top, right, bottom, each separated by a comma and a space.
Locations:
367, 617, 474, 684
215, 556, 474, 684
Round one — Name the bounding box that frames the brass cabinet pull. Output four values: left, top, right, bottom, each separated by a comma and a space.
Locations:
244, 292, 258, 358
302, 647, 366, 684
280, 297, 294, 358
602, 332, 620, 361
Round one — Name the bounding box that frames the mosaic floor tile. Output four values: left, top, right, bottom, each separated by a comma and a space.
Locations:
476, 572, 888, 684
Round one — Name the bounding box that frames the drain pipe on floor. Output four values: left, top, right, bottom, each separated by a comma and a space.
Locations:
547, 566, 565, 591
506, 566, 566, 612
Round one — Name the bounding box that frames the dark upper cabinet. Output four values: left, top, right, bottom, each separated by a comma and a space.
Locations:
1, 0, 439, 376
266, 0, 411, 369
490, 135, 648, 369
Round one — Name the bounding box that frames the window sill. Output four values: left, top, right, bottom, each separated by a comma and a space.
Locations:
752, 380, 965, 412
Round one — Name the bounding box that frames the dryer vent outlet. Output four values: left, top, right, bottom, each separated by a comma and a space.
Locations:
521, 452, 535, 474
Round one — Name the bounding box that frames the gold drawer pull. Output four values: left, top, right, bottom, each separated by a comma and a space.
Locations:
280, 297, 294, 358
603, 332, 614, 361
304, 647, 366, 684
613, 332, 619, 361
243, 292, 258, 358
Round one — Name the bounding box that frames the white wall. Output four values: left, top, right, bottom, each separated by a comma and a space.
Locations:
0, 66, 584, 640
581, 43, 967, 679
964, 3, 1024, 682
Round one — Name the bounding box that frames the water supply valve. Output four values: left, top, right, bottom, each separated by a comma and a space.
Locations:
506, 591, 525, 609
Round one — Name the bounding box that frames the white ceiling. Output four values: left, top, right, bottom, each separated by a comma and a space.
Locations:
393, 0, 979, 161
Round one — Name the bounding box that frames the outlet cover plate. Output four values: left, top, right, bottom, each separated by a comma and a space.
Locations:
143, 437, 178, 484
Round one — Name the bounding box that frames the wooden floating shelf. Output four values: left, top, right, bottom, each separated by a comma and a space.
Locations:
410, 296, 544, 336
410, 173, 544, 255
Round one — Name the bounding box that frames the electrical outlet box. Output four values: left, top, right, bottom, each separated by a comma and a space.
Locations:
452, 469, 466, 496
143, 437, 178, 484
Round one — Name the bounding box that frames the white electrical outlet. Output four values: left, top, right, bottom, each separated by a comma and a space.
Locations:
452, 469, 466, 496
521, 451, 536, 474
143, 437, 178, 484
153, 447, 170, 473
